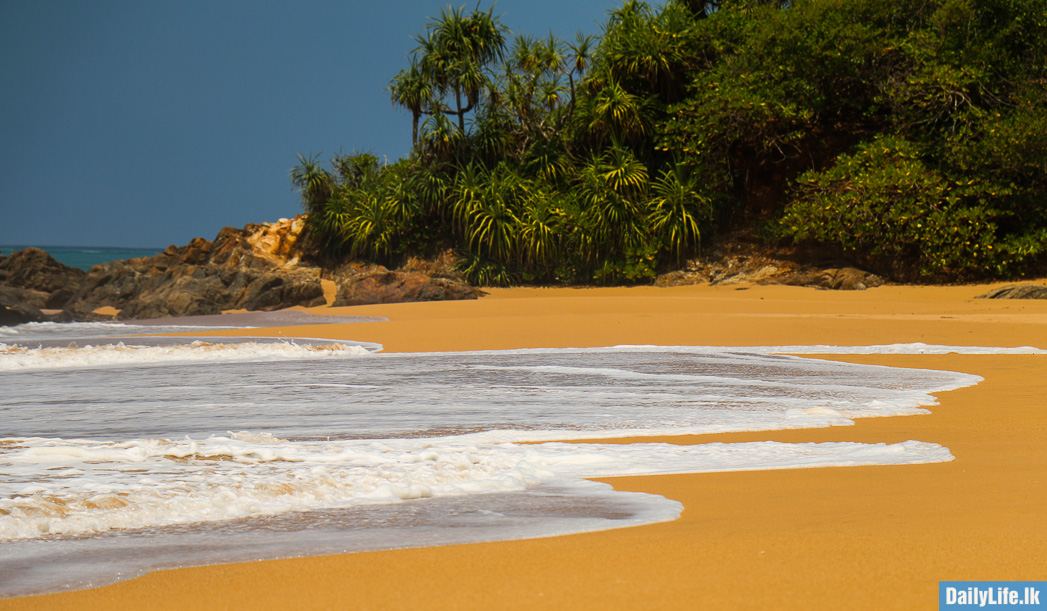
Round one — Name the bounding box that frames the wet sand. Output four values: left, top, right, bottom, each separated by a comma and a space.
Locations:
4, 283, 1047, 610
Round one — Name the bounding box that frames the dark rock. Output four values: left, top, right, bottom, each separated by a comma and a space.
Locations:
0, 286, 49, 326
118, 276, 228, 320
976, 284, 1047, 299
827, 267, 884, 290
770, 267, 883, 290
654, 270, 695, 287
334, 271, 483, 306
0, 247, 86, 294
4, 286, 49, 309
239, 272, 326, 312
61, 217, 339, 320
44, 287, 77, 310
54, 217, 483, 321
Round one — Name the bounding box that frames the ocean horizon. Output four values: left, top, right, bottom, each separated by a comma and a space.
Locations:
0, 245, 164, 272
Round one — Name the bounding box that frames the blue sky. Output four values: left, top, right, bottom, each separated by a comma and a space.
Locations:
1, 0, 616, 248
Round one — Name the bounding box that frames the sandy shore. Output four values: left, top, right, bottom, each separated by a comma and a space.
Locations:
5, 283, 1047, 610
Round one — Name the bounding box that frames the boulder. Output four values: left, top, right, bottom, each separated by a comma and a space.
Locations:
239, 271, 326, 311
0, 286, 49, 326
771, 267, 883, 290
0, 247, 85, 297
334, 271, 483, 306
654, 270, 696, 287
44, 287, 77, 310
53, 217, 482, 321
118, 276, 228, 319
976, 284, 1047, 299
63, 217, 327, 320
825, 267, 884, 290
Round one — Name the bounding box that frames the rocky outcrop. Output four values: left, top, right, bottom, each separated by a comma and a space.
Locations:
771, 267, 884, 291
63, 217, 327, 320
976, 284, 1047, 299
0, 286, 49, 326
334, 270, 483, 306
0, 247, 85, 309
655, 245, 884, 291
50, 216, 482, 322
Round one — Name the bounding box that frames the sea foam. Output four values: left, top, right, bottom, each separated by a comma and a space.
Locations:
0, 433, 952, 541
0, 341, 1003, 597
0, 339, 373, 371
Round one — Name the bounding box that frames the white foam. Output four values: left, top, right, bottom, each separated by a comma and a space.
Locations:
1, 346, 981, 442
744, 343, 1047, 355
0, 342, 1002, 595
0, 321, 243, 341
446, 343, 1046, 356
0, 433, 950, 541
0, 340, 372, 371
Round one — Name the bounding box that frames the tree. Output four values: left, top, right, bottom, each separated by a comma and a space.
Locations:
390, 6, 509, 141
389, 59, 434, 147
290, 153, 334, 215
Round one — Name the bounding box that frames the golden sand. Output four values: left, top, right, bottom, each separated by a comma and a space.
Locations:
4, 283, 1047, 610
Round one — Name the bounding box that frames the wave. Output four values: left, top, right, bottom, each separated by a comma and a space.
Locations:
0, 432, 951, 541
0, 339, 375, 371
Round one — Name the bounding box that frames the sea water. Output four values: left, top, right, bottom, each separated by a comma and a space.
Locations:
0, 245, 163, 271
2, 322, 1030, 598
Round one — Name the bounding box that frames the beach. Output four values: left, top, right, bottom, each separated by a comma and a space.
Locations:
4, 282, 1046, 610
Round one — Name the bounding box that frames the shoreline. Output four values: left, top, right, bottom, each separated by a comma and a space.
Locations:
4, 283, 1047, 609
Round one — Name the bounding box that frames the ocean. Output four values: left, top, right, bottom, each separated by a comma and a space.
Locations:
0, 245, 163, 271
2, 321, 1037, 598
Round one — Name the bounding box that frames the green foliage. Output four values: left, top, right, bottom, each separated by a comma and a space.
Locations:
649, 164, 710, 263
456, 250, 518, 286
295, 0, 1047, 285
777, 136, 1041, 279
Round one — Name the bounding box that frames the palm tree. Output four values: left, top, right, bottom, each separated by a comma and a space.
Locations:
596, 0, 693, 101
345, 194, 397, 261
518, 187, 563, 274
389, 59, 435, 147
462, 164, 523, 262
419, 111, 461, 166
588, 79, 651, 145
649, 164, 710, 264
565, 33, 596, 115
415, 6, 509, 134
290, 153, 334, 215
578, 145, 650, 253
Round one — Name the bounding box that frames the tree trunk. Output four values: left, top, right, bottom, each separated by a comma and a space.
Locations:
455, 89, 466, 133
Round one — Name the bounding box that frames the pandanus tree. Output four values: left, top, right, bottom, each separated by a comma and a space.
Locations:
649, 164, 709, 264
594, 0, 695, 102
290, 153, 334, 214
389, 6, 509, 144
388, 59, 434, 147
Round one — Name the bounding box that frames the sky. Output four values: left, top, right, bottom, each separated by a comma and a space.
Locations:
1, 0, 617, 248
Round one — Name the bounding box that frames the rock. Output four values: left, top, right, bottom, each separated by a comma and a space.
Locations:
239, 271, 326, 311
334, 271, 483, 306
44, 287, 77, 310
118, 276, 228, 319
0, 286, 49, 326
976, 284, 1047, 299
51, 216, 482, 321
0, 247, 85, 295
63, 216, 328, 320
3, 286, 49, 309
712, 264, 780, 286
826, 267, 883, 290
769, 267, 882, 290
654, 270, 697, 287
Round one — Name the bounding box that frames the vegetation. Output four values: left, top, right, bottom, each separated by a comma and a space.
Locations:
294, 0, 1047, 285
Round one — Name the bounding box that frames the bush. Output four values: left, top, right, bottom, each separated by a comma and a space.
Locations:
776, 136, 1033, 279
